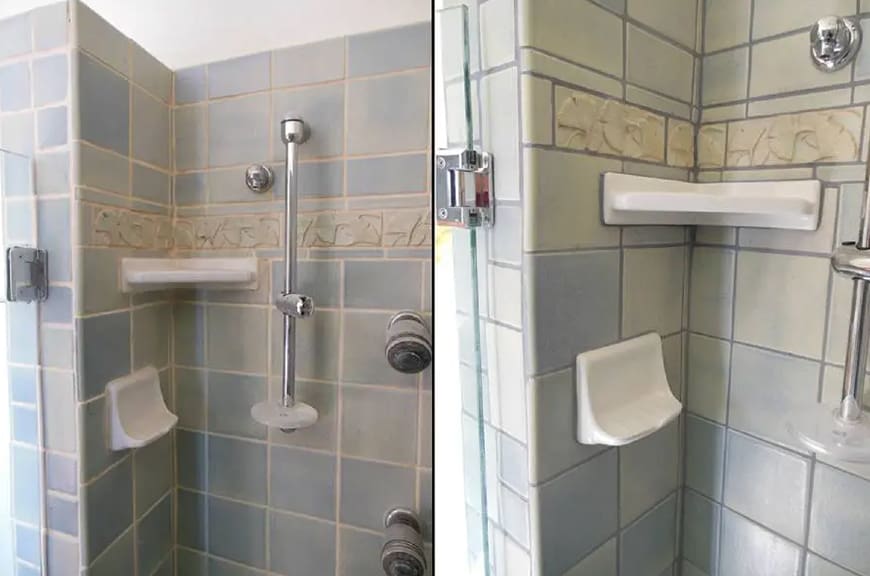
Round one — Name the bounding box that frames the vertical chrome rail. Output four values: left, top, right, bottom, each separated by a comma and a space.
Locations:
839, 162, 870, 421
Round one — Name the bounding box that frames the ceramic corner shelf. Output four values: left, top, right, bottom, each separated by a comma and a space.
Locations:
121, 257, 258, 293
602, 172, 822, 230
106, 366, 177, 451
576, 333, 681, 446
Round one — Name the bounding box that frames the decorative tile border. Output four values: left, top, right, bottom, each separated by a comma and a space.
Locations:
667, 119, 694, 168
698, 124, 726, 169
555, 86, 666, 162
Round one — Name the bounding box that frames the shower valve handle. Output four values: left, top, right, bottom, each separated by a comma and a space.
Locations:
276, 293, 315, 318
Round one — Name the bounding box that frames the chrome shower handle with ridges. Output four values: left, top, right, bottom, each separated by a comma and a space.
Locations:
276, 292, 314, 318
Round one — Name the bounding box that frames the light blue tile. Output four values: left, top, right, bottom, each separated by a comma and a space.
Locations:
272, 38, 345, 88
137, 494, 171, 576
41, 285, 72, 323
269, 511, 335, 576
38, 197, 71, 281
207, 167, 269, 203
620, 494, 677, 576
805, 554, 859, 576
175, 65, 207, 104
273, 259, 341, 308
132, 163, 170, 205
346, 70, 429, 154
175, 104, 207, 171
344, 260, 421, 309
270, 445, 336, 519
208, 435, 267, 504
78, 51, 129, 155
273, 308, 341, 381
46, 493, 77, 536
620, 420, 679, 526
342, 311, 417, 387
3, 150, 32, 197
176, 367, 206, 429
77, 310, 130, 401
683, 490, 720, 574
208, 370, 267, 439
177, 548, 207, 575
132, 87, 170, 169
209, 94, 270, 167
174, 303, 206, 367
33, 54, 67, 107
272, 84, 344, 161
15, 523, 39, 567
7, 303, 37, 364
77, 142, 128, 195
209, 52, 270, 98
45, 453, 76, 495
85, 458, 133, 563
340, 385, 418, 464
685, 415, 726, 501
207, 305, 268, 373
535, 449, 618, 575
37, 105, 67, 148
9, 366, 36, 404
0, 13, 31, 60
87, 528, 134, 576
418, 470, 432, 541
719, 508, 800, 576
5, 201, 33, 244
81, 395, 123, 480
338, 526, 382, 576
340, 457, 415, 531
0, 62, 31, 112
132, 302, 171, 370
133, 433, 172, 515
46, 532, 78, 576
502, 484, 529, 546
41, 324, 73, 369
269, 378, 338, 452
348, 23, 431, 77
177, 489, 207, 551
0, 111, 34, 155
35, 150, 69, 196
346, 154, 427, 196
43, 370, 76, 454
12, 406, 37, 445
177, 429, 207, 491
175, 172, 208, 205
33, 3, 67, 51
130, 41, 171, 102
590, 0, 625, 12
13, 446, 40, 525
810, 463, 870, 574
208, 496, 266, 568
524, 250, 620, 374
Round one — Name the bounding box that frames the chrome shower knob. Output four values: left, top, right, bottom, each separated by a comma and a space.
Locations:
245, 164, 274, 193
276, 293, 314, 318
811, 16, 862, 71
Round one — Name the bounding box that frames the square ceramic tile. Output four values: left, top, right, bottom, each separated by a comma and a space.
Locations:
208, 496, 266, 568
346, 71, 428, 155
733, 251, 829, 359
347, 22, 431, 76
559, 538, 617, 576
702, 48, 749, 106
77, 142, 129, 195
130, 42, 171, 102
739, 187, 837, 254
341, 311, 416, 387
489, 265, 522, 329
809, 463, 870, 574
719, 508, 801, 576
208, 371, 267, 439
0, 62, 31, 112
523, 148, 621, 251
723, 430, 810, 542
133, 432, 171, 516
687, 333, 730, 423
340, 457, 415, 531
521, 75, 553, 145
270, 445, 336, 519
77, 311, 131, 400
209, 94, 270, 167
207, 305, 268, 373
619, 421, 680, 526
272, 84, 344, 161
346, 154, 427, 197
682, 490, 720, 573
85, 529, 134, 576
208, 435, 267, 504
136, 495, 171, 575
619, 495, 677, 576
622, 246, 686, 338
35, 151, 69, 197
481, 67, 519, 202
176, 430, 206, 490
753, 0, 855, 40
685, 415, 726, 501
131, 163, 170, 205
484, 322, 526, 442
729, 343, 820, 451
750, 32, 850, 97
344, 260, 421, 310
131, 88, 170, 169
269, 511, 336, 576
627, 0, 697, 48
340, 386, 418, 464
272, 38, 344, 88
804, 554, 856, 576
0, 13, 31, 60
338, 526, 385, 576
132, 303, 170, 370
78, 52, 129, 156
37, 105, 67, 149
827, 274, 856, 366
175, 105, 208, 171
84, 458, 133, 563
175, 66, 207, 104
627, 25, 694, 103
704, 0, 751, 52
76, 2, 129, 74
208, 52, 269, 99
689, 247, 735, 339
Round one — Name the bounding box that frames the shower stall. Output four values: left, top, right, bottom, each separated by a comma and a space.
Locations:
0, 1, 432, 574
437, 0, 870, 575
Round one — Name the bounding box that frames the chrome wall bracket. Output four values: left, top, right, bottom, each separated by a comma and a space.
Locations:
435, 148, 493, 228
7, 246, 48, 303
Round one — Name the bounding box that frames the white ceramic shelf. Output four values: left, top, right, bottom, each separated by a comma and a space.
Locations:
107, 366, 177, 451
576, 333, 681, 446
602, 172, 821, 230
121, 257, 258, 293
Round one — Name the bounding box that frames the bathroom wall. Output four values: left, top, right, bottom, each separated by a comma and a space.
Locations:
169, 21, 432, 576
684, 2, 870, 575
0, 2, 80, 574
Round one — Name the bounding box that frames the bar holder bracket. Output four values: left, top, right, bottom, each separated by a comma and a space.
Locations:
435, 148, 494, 229
7, 246, 48, 303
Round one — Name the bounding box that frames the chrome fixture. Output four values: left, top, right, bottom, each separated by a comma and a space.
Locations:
250, 117, 318, 434
381, 508, 426, 576
435, 148, 494, 228
810, 16, 862, 71
244, 164, 274, 194
385, 311, 432, 374
6, 246, 48, 302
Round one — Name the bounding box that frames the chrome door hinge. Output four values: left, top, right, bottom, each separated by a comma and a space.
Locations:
7, 246, 48, 303
435, 148, 493, 228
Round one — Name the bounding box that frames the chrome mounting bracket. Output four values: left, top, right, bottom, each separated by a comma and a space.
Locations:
435, 148, 493, 228
7, 246, 48, 303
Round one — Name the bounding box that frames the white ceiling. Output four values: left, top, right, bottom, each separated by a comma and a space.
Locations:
2, 0, 431, 69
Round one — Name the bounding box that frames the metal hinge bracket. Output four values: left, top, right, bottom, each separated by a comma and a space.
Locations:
7, 246, 48, 303
435, 148, 494, 228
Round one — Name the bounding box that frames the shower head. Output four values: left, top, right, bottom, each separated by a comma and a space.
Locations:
385, 311, 432, 374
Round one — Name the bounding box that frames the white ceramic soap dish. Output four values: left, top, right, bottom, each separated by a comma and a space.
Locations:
576, 333, 681, 446
106, 366, 177, 451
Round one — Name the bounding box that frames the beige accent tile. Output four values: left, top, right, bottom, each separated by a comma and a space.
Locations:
554, 87, 665, 162
752, 0, 856, 40
520, 0, 623, 77
726, 107, 863, 167
748, 88, 852, 118
690, 246, 735, 339
697, 124, 726, 168
521, 74, 552, 145
738, 187, 837, 254
626, 25, 694, 103
523, 148, 621, 251
627, 0, 698, 49
734, 252, 829, 359
622, 246, 686, 338
702, 47, 749, 106
667, 119, 694, 168
704, 0, 751, 52
750, 32, 852, 98
520, 49, 622, 98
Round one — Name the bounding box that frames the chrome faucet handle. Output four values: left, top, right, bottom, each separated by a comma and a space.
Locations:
811, 16, 862, 71
276, 293, 315, 318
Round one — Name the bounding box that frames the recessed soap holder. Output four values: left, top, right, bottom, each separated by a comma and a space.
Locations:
576, 333, 682, 446
106, 366, 177, 451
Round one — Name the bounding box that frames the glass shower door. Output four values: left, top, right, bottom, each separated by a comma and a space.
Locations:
435, 4, 492, 575
0, 149, 45, 574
